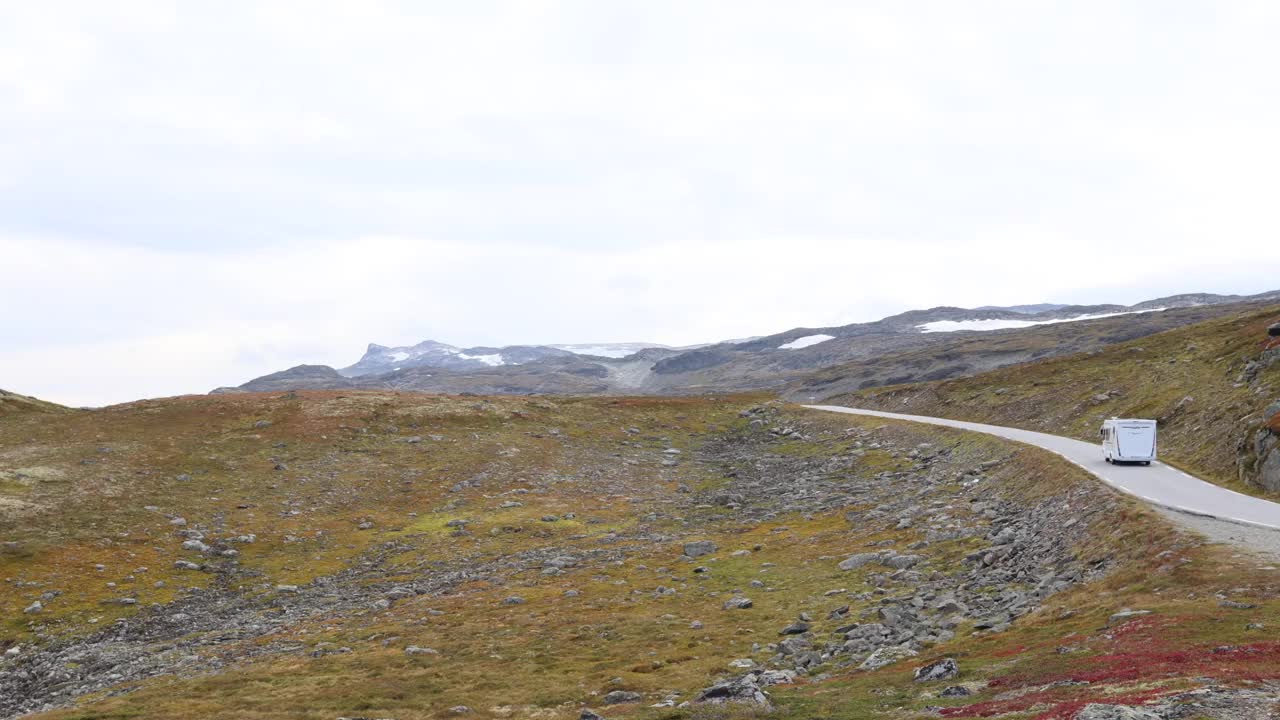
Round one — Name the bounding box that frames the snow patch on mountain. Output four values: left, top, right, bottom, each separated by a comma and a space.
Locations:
779, 334, 836, 350
457, 352, 504, 366
918, 308, 1166, 333
551, 343, 672, 358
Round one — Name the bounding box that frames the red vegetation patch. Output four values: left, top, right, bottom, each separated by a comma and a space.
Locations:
942, 687, 1167, 719
942, 613, 1280, 719
995, 640, 1280, 689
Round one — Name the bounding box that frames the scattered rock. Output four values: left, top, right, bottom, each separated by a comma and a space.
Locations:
722, 596, 753, 610
881, 554, 921, 570
940, 685, 970, 697
859, 645, 918, 671
601, 690, 641, 705
913, 658, 958, 682
404, 646, 439, 656
838, 552, 881, 570
1074, 704, 1162, 719
683, 540, 717, 558
758, 669, 796, 686
501, 596, 525, 605
694, 674, 770, 706
1107, 609, 1152, 626
779, 621, 810, 635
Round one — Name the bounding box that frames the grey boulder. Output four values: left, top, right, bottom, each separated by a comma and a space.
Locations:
683, 540, 717, 558
602, 690, 641, 705
913, 657, 958, 682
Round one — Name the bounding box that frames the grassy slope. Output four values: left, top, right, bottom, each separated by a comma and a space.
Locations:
0, 390, 72, 417
1, 392, 1278, 719
826, 304, 1280, 496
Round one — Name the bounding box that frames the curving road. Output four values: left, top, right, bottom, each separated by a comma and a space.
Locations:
804, 405, 1280, 533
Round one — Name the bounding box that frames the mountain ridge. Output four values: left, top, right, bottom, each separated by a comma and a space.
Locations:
215, 289, 1280, 398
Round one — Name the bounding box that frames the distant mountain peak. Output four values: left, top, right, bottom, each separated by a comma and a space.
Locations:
974, 303, 1068, 315
218, 287, 1280, 398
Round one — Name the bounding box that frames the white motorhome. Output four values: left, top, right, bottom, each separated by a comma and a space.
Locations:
1100, 418, 1157, 465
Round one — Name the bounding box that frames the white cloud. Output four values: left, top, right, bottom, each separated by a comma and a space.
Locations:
2, 2, 1280, 405
5, 229, 1275, 406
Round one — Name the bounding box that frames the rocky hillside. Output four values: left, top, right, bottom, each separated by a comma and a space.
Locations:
3, 392, 1280, 719
216, 291, 1280, 398
821, 304, 1280, 496
0, 390, 70, 417
785, 302, 1280, 401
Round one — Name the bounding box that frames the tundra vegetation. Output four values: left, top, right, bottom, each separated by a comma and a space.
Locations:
2, 390, 1280, 719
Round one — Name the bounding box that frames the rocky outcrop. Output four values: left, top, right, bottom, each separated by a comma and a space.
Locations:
1249, 401, 1280, 492
1236, 319, 1280, 492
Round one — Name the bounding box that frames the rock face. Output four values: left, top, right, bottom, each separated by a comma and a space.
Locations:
1240, 394, 1280, 493
1251, 400, 1280, 492
1235, 320, 1280, 492
1260, 447, 1280, 493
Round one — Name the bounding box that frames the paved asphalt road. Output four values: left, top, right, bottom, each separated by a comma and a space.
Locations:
806, 405, 1280, 532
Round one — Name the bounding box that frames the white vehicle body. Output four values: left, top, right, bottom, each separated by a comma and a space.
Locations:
1100, 418, 1157, 465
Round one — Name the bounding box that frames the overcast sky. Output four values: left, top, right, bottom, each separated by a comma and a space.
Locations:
4, 1, 1280, 407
